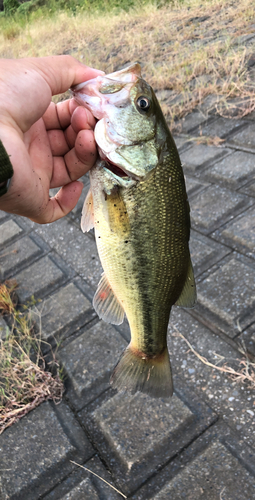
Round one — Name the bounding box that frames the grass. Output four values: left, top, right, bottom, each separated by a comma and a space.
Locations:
0, 0, 255, 129
0, 281, 64, 434
172, 326, 255, 390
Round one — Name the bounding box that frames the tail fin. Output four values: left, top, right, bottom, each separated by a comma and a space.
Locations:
110, 344, 173, 398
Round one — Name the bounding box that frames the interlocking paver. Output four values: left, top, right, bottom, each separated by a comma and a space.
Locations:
177, 111, 213, 133
34, 218, 103, 290
184, 175, 209, 198
0, 209, 9, 221
0, 219, 23, 247
59, 320, 127, 409
31, 281, 94, 351
79, 383, 216, 495
132, 422, 255, 500
12, 253, 71, 304
231, 121, 255, 147
44, 456, 121, 500
180, 144, 230, 174
212, 205, 255, 259
168, 308, 255, 448
190, 184, 253, 234
200, 149, 255, 189
189, 229, 231, 277
196, 253, 255, 337
0, 401, 95, 500
239, 178, 255, 197
196, 116, 249, 139
0, 235, 43, 279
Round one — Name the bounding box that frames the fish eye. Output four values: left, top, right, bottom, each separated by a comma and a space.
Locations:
136, 96, 150, 111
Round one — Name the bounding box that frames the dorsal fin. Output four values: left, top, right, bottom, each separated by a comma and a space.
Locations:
175, 257, 196, 308
93, 273, 125, 325
81, 188, 94, 233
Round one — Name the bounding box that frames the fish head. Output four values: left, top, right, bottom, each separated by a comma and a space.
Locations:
72, 63, 166, 188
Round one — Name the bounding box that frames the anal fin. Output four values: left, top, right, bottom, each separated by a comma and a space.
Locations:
93, 273, 125, 325
81, 187, 94, 233
175, 256, 196, 308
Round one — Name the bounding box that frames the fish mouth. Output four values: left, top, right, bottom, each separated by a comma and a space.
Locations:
100, 153, 141, 182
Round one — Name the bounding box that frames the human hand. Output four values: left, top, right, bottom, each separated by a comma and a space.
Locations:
0, 55, 103, 223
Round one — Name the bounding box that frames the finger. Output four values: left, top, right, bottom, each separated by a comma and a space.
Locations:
50, 129, 97, 188
65, 107, 96, 149
31, 55, 104, 97
74, 129, 97, 165
31, 181, 83, 224
47, 129, 69, 156
71, 106, 96, 133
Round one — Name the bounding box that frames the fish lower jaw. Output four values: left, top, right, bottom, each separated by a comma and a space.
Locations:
99, 157, 139, 187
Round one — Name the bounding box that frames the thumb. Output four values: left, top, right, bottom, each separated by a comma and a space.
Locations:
30, 55, 104, 96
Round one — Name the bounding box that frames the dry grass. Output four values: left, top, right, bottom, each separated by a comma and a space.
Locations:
1, 0, 255, 128
0, 281, 64, 434
172, 326, 255, 390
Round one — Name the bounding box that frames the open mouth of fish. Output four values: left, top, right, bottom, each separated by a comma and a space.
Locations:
98, 149, 141, 182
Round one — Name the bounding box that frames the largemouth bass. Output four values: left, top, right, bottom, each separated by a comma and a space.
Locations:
72, 63, 196, 398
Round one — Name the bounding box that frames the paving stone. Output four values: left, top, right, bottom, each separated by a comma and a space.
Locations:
0, 219, 23, 247
200, 150, 255, 189
31, 281, 94, 351
196, 253, 255, 337
34, 218, 103, 290
79, 383, 216, 495
190, 184, 252, 234
167, 308, 255, 449
0, 235, 43, 279
133, 422, 255, 500
189, 229, 231, 278
180, 144, 230, 174
197, 93, 221, 115
44, 455, 121, 500
177, 111, 213, 134
184, 175, 209, 198
241, 322, 255, 356
0, 400, 95, 500
231, 122, 255, 147
59, 320, 127, 409
238, 178, 255, 198
0, 209, 9, 221
13, 253, 70, 304
212, 205, 255, 259
173, 136, 192, 152
197, 117, 249, 139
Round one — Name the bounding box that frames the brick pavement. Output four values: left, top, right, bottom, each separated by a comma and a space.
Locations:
1, 102, 255, 499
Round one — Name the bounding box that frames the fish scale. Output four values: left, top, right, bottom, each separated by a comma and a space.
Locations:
72, 62, 196, 398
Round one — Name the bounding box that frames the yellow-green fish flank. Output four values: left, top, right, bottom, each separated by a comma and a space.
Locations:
72, 63, 196, 398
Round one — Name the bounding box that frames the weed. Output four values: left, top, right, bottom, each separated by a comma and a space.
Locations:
172, 326, 255, 390
0, 281, 64, 434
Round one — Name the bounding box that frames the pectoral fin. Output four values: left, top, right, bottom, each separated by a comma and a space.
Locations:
175, 257, 196, 308
93, 273, 125, 325
81, 188, 94, 233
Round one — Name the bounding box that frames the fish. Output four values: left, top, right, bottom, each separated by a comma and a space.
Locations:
72, 63, 196, 398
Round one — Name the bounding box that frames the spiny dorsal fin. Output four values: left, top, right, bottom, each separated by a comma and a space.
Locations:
175, 257, 196, 308
81, 188, 94, 233
110, 344, 173, 398
93, 273, 125, 325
